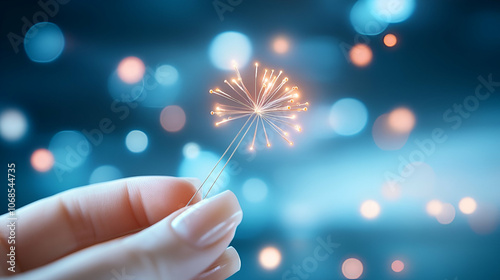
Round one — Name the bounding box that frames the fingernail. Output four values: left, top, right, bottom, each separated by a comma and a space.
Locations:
171, 190, 242, 248
194, 247, 241, 280
182, 177, 201, 188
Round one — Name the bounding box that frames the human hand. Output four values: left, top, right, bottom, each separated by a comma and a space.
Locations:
0, 176, 242, 280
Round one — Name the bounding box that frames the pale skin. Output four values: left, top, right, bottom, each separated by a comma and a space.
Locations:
0, 176, 242, 280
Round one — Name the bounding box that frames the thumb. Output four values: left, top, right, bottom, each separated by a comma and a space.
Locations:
18, 191, 242, 280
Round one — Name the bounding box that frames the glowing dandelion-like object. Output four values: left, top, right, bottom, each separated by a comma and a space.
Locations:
186, 62, 308, 205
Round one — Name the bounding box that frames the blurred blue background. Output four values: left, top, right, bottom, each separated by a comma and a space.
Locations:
1, 0, 500, 279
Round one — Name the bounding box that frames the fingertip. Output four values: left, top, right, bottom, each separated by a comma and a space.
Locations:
171, 189, 242, 249
194, 246, 241, 280
226, 246, 241, 273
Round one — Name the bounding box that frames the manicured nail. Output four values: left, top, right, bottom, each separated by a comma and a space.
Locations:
182, 177, 201, 188
194, 247, 241, 280
171, 190, 242, 248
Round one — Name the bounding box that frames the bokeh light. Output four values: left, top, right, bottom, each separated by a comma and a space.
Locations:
160, 105, 186, 132
155, 64, 179, 86
388, 107, 416, 133
372, 113, 410, 150
209, 31, 252, 70
329, 98, 368, 136
272, 36, 290, 54
242, 178, 268, 203
370, 0, 416, 23
183, 142, 200, 159
350, 0, 388, 36
391, 260, 405, 272
436, 203, 456, 225
24, 22, 65, 63
108, 70, 144, 102
259, 247, 281, 270
31, 149, 54, 172
0, 109, 28, 142
426, 199, 443, 216
49, 130, 91, 168
349, 44, 373, 67
141, 64, 181, 108
360, 200, 381, 219
125, 130, 148, 153
458, 197, 477, 214
89, 165, 123, 184
342, 258, 364, 279
384, 33, 398, 47
117, 56, 145, 84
